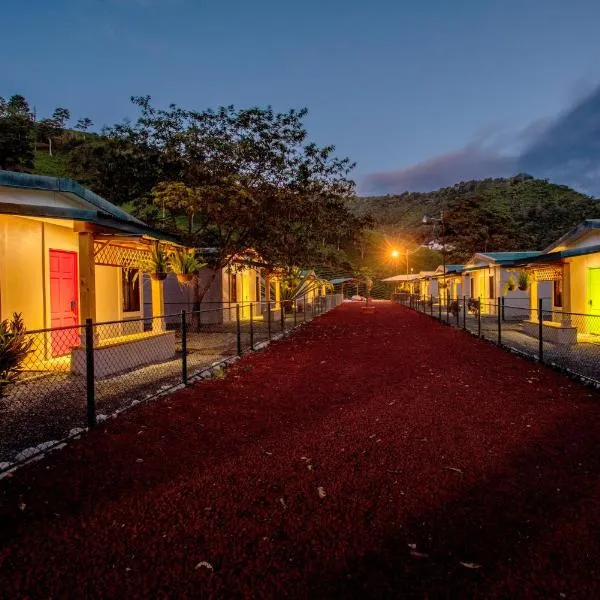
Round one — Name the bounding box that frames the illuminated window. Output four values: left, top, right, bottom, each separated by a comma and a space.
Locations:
553, 279, 563, 308
470, 277, 474, 298
122, 269, 140, 312
489, 275, 495, 299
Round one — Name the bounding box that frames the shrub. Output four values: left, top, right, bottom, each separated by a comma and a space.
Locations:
0, 313, 33, 401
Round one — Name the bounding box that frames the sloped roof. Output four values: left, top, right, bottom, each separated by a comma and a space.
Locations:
542, 219, 600, 253
480, 251, 542, 262
0, 170, 179, 242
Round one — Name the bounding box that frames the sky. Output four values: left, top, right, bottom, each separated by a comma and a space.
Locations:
3, 0, 600, 195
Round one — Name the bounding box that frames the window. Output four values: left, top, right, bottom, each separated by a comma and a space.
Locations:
553, 279, 563, 308
230, 272, 238, 302
489, 275, 495, 299
122, 269, 140, 313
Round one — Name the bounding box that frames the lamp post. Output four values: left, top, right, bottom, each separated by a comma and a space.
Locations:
423, 210, 447, 304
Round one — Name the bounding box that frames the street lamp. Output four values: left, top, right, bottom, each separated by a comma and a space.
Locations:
422, 211, 447, 303
391, 248, 410, 275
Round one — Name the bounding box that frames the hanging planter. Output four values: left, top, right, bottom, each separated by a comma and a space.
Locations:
517, 271, 530, 291
503, 276, 517, 294
176, 273, 194, 284
169, 248, 205, 286
148, 242, 170, 282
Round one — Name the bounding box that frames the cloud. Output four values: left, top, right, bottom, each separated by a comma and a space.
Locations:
361, 82, 600, 196
360, 144, 516, 195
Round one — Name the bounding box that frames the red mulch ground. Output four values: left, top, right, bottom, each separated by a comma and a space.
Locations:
1, 302, 600, 599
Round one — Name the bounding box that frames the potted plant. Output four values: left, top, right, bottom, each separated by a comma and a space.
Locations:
170, 249, 205, 284
503, 276, 516, 294
149, 242, 169, 281
517, 271, 530, 291
467, 297, 480, 315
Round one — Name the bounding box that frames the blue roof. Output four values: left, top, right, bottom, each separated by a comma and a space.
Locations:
0, 169, 180, 242
481, 252, 541, 262
0, 170, 144, 226
543, 219, 600, 253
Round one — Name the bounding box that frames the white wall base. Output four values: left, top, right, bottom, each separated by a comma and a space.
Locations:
71, 331, 177, 378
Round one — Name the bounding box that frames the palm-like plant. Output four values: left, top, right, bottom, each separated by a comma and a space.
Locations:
518, 271, 530, 291
280, 269, 333, 311
170, 249, 206, 284
148, 242, 170, 281
0, 313, 33, 402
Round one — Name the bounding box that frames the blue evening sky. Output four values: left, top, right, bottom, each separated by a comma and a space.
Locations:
2, 0, 600, 194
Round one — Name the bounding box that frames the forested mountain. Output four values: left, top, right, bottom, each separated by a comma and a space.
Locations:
348, 174, 600, 261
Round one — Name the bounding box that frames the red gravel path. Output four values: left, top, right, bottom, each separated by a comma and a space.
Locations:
1, 302, 600, 599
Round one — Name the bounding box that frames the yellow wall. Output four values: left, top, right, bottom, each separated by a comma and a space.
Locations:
567, 254, 600, 315
0, 215, 45, 329
96, 266, 120, 323
0, 215, 129, 334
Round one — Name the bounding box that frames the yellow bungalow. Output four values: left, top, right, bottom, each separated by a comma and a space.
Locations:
517, 220, 600, 342
461, 252, 540, 316
157, 252, 267, 324
428, 265, 464, 303
0, 170, 182, 375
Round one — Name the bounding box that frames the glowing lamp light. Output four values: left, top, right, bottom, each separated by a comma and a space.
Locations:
391, 250, 399, 258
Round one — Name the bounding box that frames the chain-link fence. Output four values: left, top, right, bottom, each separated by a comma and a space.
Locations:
396, 294, 600, 386
0, 294, 344, 472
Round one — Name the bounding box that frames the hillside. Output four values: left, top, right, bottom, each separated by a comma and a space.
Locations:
349, 174, 600, 261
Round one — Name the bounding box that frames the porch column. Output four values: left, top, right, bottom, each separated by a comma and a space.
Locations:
562, 264, 571, 325
275, 278, 281, 309
530, 278, 538, 321
151, 277, 166, 332
265, 272, 271, 314
78, 232, 96, 323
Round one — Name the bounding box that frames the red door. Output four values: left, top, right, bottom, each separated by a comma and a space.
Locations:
49, 250, 80, 356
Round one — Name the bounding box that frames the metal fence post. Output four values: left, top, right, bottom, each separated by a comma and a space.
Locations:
181, 310, 188, 385
236, 304, 242, 356
462, 296, 466, 330
477, 296, 481, 337
497, 296, 502, 345
268, 301, 272, 340
196, 300, 202, 333
85, 318, 96, 428
538, 297, 544, 363
438, 296, 442, 320
303, 295, 307, 322
294, 300, 297, 327
249, 302, 254, 350
280, 303, 285, 333
430, 294, 433, 317
501, 296, 505, 322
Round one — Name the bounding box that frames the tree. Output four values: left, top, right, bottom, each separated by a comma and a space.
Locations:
0, 95, 34, 170
37, 118, 61, 156
105, 97, 361, 303
52, 107, 70, 129
74, 117, 93, 132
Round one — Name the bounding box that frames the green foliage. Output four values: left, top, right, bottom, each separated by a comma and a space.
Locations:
147, 242, 170, 276
502, 276, 517, 295
0, 313, 33, 401
33, 151, 69, 177
169, 248, 206, 276
348, 175, 600, 261
517, 271, 531, 291
280, 269, 333, 306
0, 95, 35, 171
